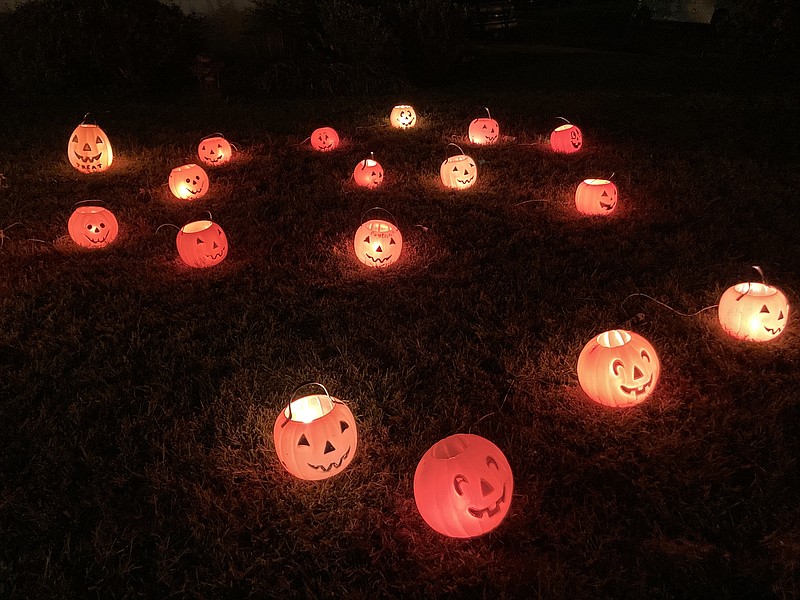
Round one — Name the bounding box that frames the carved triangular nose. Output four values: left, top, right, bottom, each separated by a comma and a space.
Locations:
212, 242, 218, 249
633, 366, 644, 379
324, 441, 335, 454
480, 478, 494, 497
82, 143, 91, 151
375, 245, 382, 253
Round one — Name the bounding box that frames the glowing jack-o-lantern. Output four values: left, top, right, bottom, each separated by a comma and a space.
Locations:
468, 108, 500, 145
68, 123, 113, 173
310, 127, 340, 152
577, 330, 660, 408
390, 105, 417, 129
718, 282, 789, 342
197, 135, 233, 166
550, 123, 583, 154
575, 179, 618, 215
414, 433, 513, 538
440, 153, 477, 190
354, 218, 402, 268
68, 205, 119, 249
273, 384, 358, 481
175, 220, 228, 268
353, 158, 384, 189
169, 164, 209, 200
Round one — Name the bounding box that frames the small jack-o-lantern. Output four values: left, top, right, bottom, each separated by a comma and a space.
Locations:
197, 135, 233, 166
353, 158, 384, 189
354, 218, 402, 268
175, 220, 228, 268
577, 330, 660, 408
310, 127, 340, 152
390, 105, 417, 129
718, 282, 789, 342
414, 433, 513, 538
68, 205, 119, 249
440, 153, 477, 190
550, 123, 583, 154
575, 179, 618, 215
468, 109, 500, 145
169, 164, 209, 200
273, 384, 358, 481
68, 123, 113, 173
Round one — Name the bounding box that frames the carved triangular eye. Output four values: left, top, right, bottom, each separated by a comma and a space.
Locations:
453, 166, 459, 172
340, 421, 349, 432
72, 135, 78, 143
96, 137, 103, 144
641, 350, 651, 363
363, 236, 370, 243
601, 191, 608, 197
389, 238, 396, 245
760, 305, 770, 314
196, 238, 205, 245
482, 124, 487, 129
778, 311, 785, 320
469, 163, 475, 168
486, 456, 499, 469
217, 229, 222, 236
217, 144, 223, 149
297, 434, 310, 447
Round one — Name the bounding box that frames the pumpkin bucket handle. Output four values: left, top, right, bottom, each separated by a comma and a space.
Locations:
286, 382, 333, 421
71, 199, 107, 210
199, 132, 226, 142
482, 106, 492, 119
555, 116, 571, 124
359, 206, 399, 227
445, 142, 466, 157
751, 265, 766, 285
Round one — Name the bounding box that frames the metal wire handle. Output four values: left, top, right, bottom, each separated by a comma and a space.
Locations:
359, 206, 398, 227
286, 382, 333, 421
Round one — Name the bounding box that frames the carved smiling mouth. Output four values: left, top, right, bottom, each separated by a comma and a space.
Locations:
456, 177, 475, 186
206, 250, 225, 260
571, 141, 581, 148
308, 446, 351, 472
365, 253, 392, 264
764, 325, 783, 335
600, 201, 615, 210
619, 374, 653, 396
74, 150, 103, 164
83, 231, 109, 245
207, 155, 223, 163
468, 485, 506, 518
186, 184, 205, 196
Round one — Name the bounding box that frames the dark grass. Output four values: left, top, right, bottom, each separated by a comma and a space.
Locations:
1, 40, 800, 599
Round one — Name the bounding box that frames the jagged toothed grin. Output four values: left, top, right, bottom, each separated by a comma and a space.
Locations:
620, 374, 653, 396
308, 446, 351, 472
185, 183, 205, 196
600, 201, 615, 210
468, 485, 507, 518
365, 254, 392, 264
456, 176, 475, 186
74, 150, 103, 164
84, 231, 109, 245
764, 325, 783, 335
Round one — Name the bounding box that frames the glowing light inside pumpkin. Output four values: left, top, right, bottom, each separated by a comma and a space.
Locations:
169, 164, 209, 200
718, 282, 789, 342
284, 394, 334, 424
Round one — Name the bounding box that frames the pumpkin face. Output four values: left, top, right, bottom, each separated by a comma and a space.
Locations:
68, 206, 119, 249
273, 394, 358, 481
718, 282, 789, 342
175, 220, 228, 268
390, 105, 417, 129
468, 118, 500, 145
310, 127, 340, 152
353, 158, 384, 189
550, 124, 583, 154
197, 136, 232, 166
575, 179, 618, 215
68, 124, 113, 173
354, 219, 402, 268
577, 330, 660, 408
414, 434, 513, 538
440, 154, 477, 190
168, 164, 209, 200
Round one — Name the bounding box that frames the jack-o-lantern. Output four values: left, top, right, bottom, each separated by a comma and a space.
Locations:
718, 282, 789, 342
68, 205, 119, 249
390, 105, 417, 129
273, 384, 358, 481
550, 123, 583, 154
197, 135, 233, 166
175, 220, 228, 268
353, 158, 384, 189
169, 164, 209, 200
440, 153, 477, 190
577, 330, 660, 408
354, 218, 402, 268
414, 433, 513, 538
68, 123, 113, 173
468, 109, 500, 145
575, 179, 618, 215
310, 127, 340, 152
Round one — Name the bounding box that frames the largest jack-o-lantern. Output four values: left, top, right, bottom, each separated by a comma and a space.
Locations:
718, 282, 789, 342
68, 123, 113, 173
68, 205, 119, 249
273, 384, 358, 481
169, 164, 209, 200
577, 330, 660, 408
440, 153, 477, 190
550, 123, 583, 154
176, 220, 228, 268
354, 217, 402, 268
390, 105, 417, 129
414, 433, 513, 538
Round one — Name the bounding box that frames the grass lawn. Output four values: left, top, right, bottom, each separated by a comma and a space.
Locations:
1, 40, 799, 599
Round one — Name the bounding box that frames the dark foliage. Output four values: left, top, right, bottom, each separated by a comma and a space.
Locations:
720, 0, 799, 65
0, 0, 200, 93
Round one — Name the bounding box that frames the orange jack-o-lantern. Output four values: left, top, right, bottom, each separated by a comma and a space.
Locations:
273, 384, 358, 481
440, 154, 477, 190
197, 135, 233, 166
68, 205, 119, 249
468, 109, 500, 145
390, 105, 417, 129
175, 220, 228, 268
550, 123, 583, 154
169, 164, 209, 200
718, 282, 789, 342
414, 433, 513, 538
354, 218, 402, 268
353, 158, 384, 189
310, 127, 340, 152
575, 179, 618, 215
577, 330, 660, 408
68, 123, 113, 173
